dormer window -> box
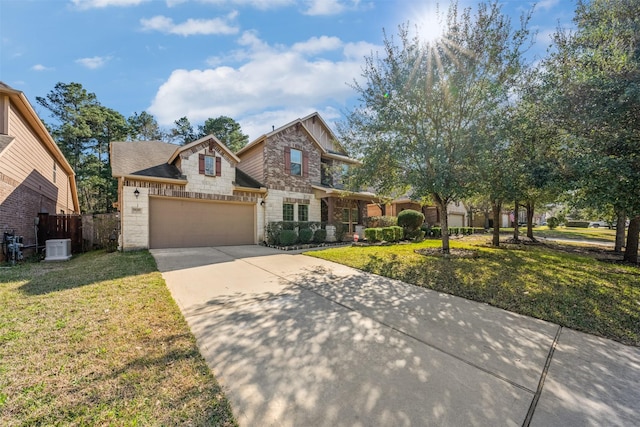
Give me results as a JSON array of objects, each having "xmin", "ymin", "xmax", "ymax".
[
  {"xmin": 204, "ymin": 155, "xmax": 215, "ymax": 176},
  {"xmin": 199, "ymin": 153, "xmax": 222, "ymax": 177}
]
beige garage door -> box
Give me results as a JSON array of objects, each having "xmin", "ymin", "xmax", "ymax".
[
  {"xmin": 449, "ymin": 214, "xmax": 465, "ymax": 228},
  {"xmin": 149, "ymin": 197, "xmax": 255, "ymax": 248}
]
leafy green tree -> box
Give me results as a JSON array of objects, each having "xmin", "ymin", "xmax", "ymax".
[
  {"xmin": 127, "ymin": 111, "xmax": 164, "ymax": 141},
  {"xmin": 171, "ymin": 116, "xmax": 197, "ymax": 145},
  {"xmin": 86, "ymin": 106, "xmax": 129, "ymax": 212},
  {"xmin": 342, "ymin": 1, "xmax": 531, "ymax": 253},
  {"xmin": 545, "ymin": 0, "xmax": 640, "ymax": 262},
  {"xmin": 36, "ymin": 82, "xmax": 99, "ymax": 172},
  {"xmin": 198, "ymin": 116, "xmax": 249, "ymax": 152}
]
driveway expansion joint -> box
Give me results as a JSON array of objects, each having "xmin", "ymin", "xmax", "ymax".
[{"xmin": 522, "ymin": 325, "xmax": 562, "ymax": 427}]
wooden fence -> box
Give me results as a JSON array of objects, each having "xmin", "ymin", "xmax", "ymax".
[{"xmin": 37, "ymin": 213, "xmax": 83, "ymax": 254}]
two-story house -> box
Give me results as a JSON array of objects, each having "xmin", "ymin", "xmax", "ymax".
[
  {"xmin": 236, "ymin": 112, "xmax": 378, "ymax": 239},
  {"xmin": 0, "ymin": 82, "xmax": 80, "ymax": 260},
  {"xmin": 110, "ymin": 112, "xmax": 378, "ymax": 250}
]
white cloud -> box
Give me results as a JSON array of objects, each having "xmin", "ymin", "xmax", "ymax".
[
  {"xmin": 148, "ymin": 32, "xmax": 380, "ymax": 140},
  {"xmin": 195, "ymin": 0, "xmax": 294, "ymax": 9},
  {"xmin": 71, "ymin": 0, "xmax": 149, "ymax": 10},
  {"xmin": 140, "ymin": 13, "xmax": 239, "ymax": 36},
  {"xmin": 31, "ymin": 64, "xmax": 54, "ymax": 71},
  {"xmin": 536, "ymin": 0, "xmax": 561, "ymax": 11},
  {"xmin": 292, "ymin": 36, "xmax": 343, "ymax": 55},
  {"xmin": 75, "ymin": 56, "xmax": 111, "ymax": 69},
  {"xmin": 303, "ymin": 0, "xmax": 345, "ymax": 16}
]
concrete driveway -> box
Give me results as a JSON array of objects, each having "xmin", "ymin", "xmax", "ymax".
[{"xmin": 151, "ymin": 245, "xmax": 640, "ymax": 427}]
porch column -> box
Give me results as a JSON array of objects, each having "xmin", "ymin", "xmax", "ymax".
[{"xmin": 327, "ymin": 197, "xmax": 335, "ymax": 224}]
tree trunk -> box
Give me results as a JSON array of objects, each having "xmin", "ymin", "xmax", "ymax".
[
  {"xmin": 614, "ymin": 209, "xmax": 626, "ymax": 253},
  {"xmin": 526, "ymin": 201, "xmax": 535, "ymax": 240},
  {"xmin": 513, "ymin": 201, "xmax": 520, "ymax": 242},
  {"xmin": 623, "ymin": 216, "xmax": 639, "ymax": 264},
  {"xmin": 483, "ymin": 208, "xmax": 491, "ymax": 229},
  {"xmin": 434, "ymin": 194, "xmax": 450, "ymax": 254},
  {"xmin": 491, "ymin": 200, "xmax": 502, "ymax": 247}
]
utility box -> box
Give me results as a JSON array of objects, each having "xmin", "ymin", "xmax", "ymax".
[{"xmin": 45, "ymin": 239, "xmax": 72, "ymax": 262}]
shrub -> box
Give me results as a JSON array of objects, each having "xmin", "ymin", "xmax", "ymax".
[
  {"xmin": 313, "ymin": 229, "xmax": 327, "ymax": 243},
  {"xmin": 546, "ymin": 217, "xmax": 560, "ymax": 230},
  {"xmin": 405, "ymin": 229, "xmax": 424, "ymax": 240},
  {"xmin": 279, "ymin": 230, "xmax": 297, "ymax": 246},
  {"xmin": 392, "ymin": 226, "xmax": 404, "ymax": 241},
  {"xmin": 298, "ymin": 228, "xmax": 313, "ymax": 244},
  {"xmin": 413, "ymin": 230, "xmax": 426, "ymax": 242},
  {"xmin": 333, "ymin": 223, "xmax": 347, "ymax": 241},
  {"xmin": 431, "ymin": 227, "xmax": 442, "ymax": 237},
  {"xmin": 366, "ymin": 216, "xmax": 398, "ymax": 228},
  {"xmin": 381, "ymin": 227, "xmax": 395, "ymax": 242},
  {"xmin": 364, "ymin": 228, "xmax": 383, "ymax": 242},
  {"xmin": 397, "ymin": 209, "xmax": 425, "ymax": 232},
  {"xmin": 566, "ymin": 221, "xmax": 590, "ymax": 228}
]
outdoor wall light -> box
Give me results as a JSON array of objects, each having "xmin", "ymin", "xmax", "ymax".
[
  {"xmin": 260, "ymin": 200, "xmax": 265, "ymax": 206},
  {"xmin": 134, "ymin": 188, "xmax": 140, "ymax": 198}
]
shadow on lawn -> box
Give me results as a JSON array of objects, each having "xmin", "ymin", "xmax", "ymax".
[
  {"xmin": 18, "ymin": 250, "xmax": 157, "ymax": 295},
  {"xmin": 362, "ymin": 245, "xmax": 640, "ymax": 346}
]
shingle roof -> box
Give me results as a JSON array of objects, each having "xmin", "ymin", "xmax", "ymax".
[
  {"xmin": 110, "ymin": 140, "xmax": 183, "ymax": 179},
  {"xmin": 0, "ymin": 135, "xmax": 15, "ymax": 155},
  {"xmin": 235, "ymin": 168, "xmax": 263, "ymax": 189}
]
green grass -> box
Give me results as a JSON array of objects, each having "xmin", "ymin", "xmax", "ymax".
[
  {"xmin": 523, "ymin": 226, "xmax": 618, "ymax": 243},
  {"xmin": 307, "ymin": 238, "xmax": 640, "ymax": 346},
  {"xmin": 0, "ymin": 250, "xmax": 236, "ymax": 427}
]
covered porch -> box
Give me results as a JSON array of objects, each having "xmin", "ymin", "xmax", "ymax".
[{"xmin": 312, "ymin": 186, "xmax": 381, "ymax": 237}]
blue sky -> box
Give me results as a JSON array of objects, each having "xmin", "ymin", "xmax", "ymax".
[{"xmin": 0, "ymin": 0, "xmax": 576, "ymax": 141}]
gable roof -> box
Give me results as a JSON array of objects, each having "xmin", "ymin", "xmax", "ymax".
[
  {"xmin": 168, "ymin": 134, "xmax": 240, "ymax": 164},
  {"xmin": 110, "ymin": 140, "xmax": 184, "ymax": 180},
  {"xmin": 0, "ymin": 82, "xmax": 80, "ymax": 212},
  {"xmin": 237, "ymin": 112, "xmax": 355, "ymax": 164}
]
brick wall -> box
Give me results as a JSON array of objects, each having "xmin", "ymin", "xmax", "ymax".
[
  {"xmin": 1, "ymin": 175, "xmax": 56, "ymax": 260},
  {"xmin": 264, "ymin": 126, "xmax": 321, "ymax": 193}
]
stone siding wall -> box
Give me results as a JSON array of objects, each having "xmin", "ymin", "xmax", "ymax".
[{"xmin": 264, "ymin": 126, "xmax": 321, "ymax": 193}]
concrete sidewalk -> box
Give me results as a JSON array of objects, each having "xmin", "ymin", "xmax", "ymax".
[{"xmin": 152, "ymin": 245, "xmax": 640, "ymax": 427}]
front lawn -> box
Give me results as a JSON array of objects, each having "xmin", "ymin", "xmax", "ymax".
[
  {"xmin": 522, "ymin": 226, "xmax": 618, "ymax": 243},
  {"xmin": 307, "ymin": 238, "xmax": 640, "ymax": 346},
  {"xmin": 0, "ymin": 250, "xmax": 236, "ymax": 426}
]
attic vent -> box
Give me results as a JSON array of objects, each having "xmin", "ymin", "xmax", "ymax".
[{"xmin": 45, "ymin": 238, "xmax": 72, "ymax": 262}]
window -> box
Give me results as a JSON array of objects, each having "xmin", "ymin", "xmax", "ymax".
[
  {"xmin": 290, "ymin": 149, "xmax": 302, "ymax": 176},
  {"xmin": 342, "ymin": 207, "xmax": 359, "ymax": 233},
  {"xmin": 199, "ymin": 154, "xmax": 221, "ymax": 176},
  {"xmin": 204, "ymin": 155, "xmax": 215, "ymax": 176},
  {"xmin": 298, "ymin": 204, "xmax": 309, "ymax": 222},
  {"xmin": 283, "ymin": 203, "xmax": 294, "ymax": 221}
]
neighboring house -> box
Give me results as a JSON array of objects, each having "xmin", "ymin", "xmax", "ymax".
[
  {"xmin": 110, "ymin": 112, "xmax": 380, "ymax": 250},
  {"xmin": 236, "ymin": 112, "xmax": 378, "ymax": 239},
  {"xmin": 111, "ymin": 136, "xmax": 266, "ymax": 250},
  {"xmin": 0, "ymin": 82, "xmax": 80, "ymax": 260},
  {"xmin": 367, "ymin": 198, "xmax": 468, "ymax": 228}
]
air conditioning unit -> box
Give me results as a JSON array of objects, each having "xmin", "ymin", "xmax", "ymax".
[{"xmin": 45, "ymin": 239, "xmax": 72, "ymax": 262}]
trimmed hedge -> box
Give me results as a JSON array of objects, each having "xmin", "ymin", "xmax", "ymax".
[
  {"xmin": 366, "ymin": 216, "xmax": 398, "ymax": 228},
  {"xmin": 566, "ymin": 221, "xmax": 590, "ymax": 228},
  {"xmin": 279, "ymin": 229, "xmax": 298, "ymax": 246},
  {"xmin": 299, "ymin": 228, "xmax": 313, "ymax": 243},
  {"xmin": 392, "ymin": 226, "xmax": 403, "ymax": 241},
  {"xmin": 313, "ymin": 229, "xmax": 327, "ymax": 243},
  {"xmin": 381, "ymin": 227, "xmax": 395, "ymax": 242},
  {"xmin": 398, "ymin": 209, "xmax": 425, "ymax": 232},
  {"xmin": 365, "ymin": 228, "xmax": 383, "ymax": 242}
]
